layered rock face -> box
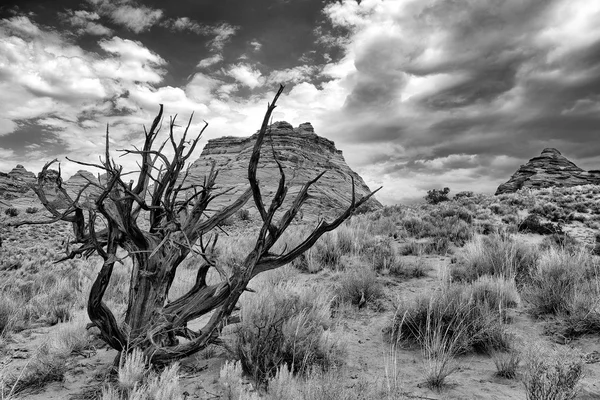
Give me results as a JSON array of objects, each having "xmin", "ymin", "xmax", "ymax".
[
  {"xmin": 186, "ymin": 121, "xmax": 382, "ymax": 220},
  {"xmin": 496, "ymin": 148, "xmax": 600, "ymax": 195},
  {"xmin": 0, "ymin": 165, "xmax": 36, "ymax": 200}
]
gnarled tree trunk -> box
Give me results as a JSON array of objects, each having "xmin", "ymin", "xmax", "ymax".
[{"xmin": 12, "ymin": 85, "xmax": 381, "ymax": 365}]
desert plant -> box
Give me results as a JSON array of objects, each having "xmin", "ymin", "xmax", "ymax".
[
  {"xmin": 491, "ymin": 347, "xmax": 521, "ymax": 379},
  {"xmin": 10, "ymin": 86, "xmax": 379, "ymax": 366},
  {"xmin": 524, "ymin": 248, "xmax": 600, "ymax": 336},
  {"xmin": 233, "ymin": 280, "xmax": 342, "ymax": 385},
  {"xmin": 390, "ymin": 284, "xmax": 510, "ymax": 355},
  {"xmin": 425, "ymin": 187, "xmax": 450, "ymax": 204},
  {"xmin": 452, "ymin": 234, "xmax": 537, "ymax": 285},
  {"xmin": 25, "ymin": 207, "xmax": 38, "ymax": 214},
  {"xmin": 336, "ymin": 266, "xmax": 384, "ymax": 309},
  {"xmin": 4, "ymin": 208, "xmax": 18, "ymax": 217},
  {"xmin": 523, "ymin": 344, "xmax": 583, "ymax": 400},
  {"xmin": 236, "ymin": 208, "xmax": 251, "ymax": 221}
]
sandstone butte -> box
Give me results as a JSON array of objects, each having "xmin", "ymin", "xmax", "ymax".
[
  {"xmin": 0, "ymin": 121, "xmax": 382, "ymax": 220},
  {"xmin": 496, "ymin": 148, "xmax": 600, "ymax": 195},
  {"xmin": 185, "ymin": 121, "xmax": 382, "ymax": 221}
]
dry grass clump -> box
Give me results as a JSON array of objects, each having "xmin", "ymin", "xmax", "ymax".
[
  {"xmin": 102, "ymin": 349, "xmax": 183, "ymax": 400},
  {"xmin": 390, "ymin": 283, "xmax": 512, "ymax": 356},
  {"xmin": 452, "ymin": 234, "xmax": 537, "ymax": 284},
  {"xmin": 233, "ymin": 279, "xmax": 344, "ymax": 385},
  {"xmin": 490, "ymin": 347, "xmax": 521, "ymax": 379},
  {"xmin": 220, "ymin": 360, "xmax": 401, "ymax": 400},
  {"xmin": 522, "ymin": 344, "xmax": 583, "ymax": 400},
  {"xmin": 335, "ymin": 265, "xmax": 384, "ymax": 309},
  {"xmin": 524, "ymin": 248, "xmax": 600, "ymax": 337}
]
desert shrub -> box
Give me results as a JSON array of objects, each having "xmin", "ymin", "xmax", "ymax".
[
  {"xmin": 469, "ymin": 276, "xmax": 520, "ymax": 313},
  {"xmin": 102, "ymin": 349, "xmax": 182, "ymax": 400},
  {"xmin": 539, "ymin": 233, "xmax": 580, "ymax": 254},
  {"xmin": 402, "ymin": 216, "xmax": 433, "ymax": 237},
  {"xmin": 452, "ymin": 234, "xmax": 537, "ymax": 285},
  {"xmin": 336, "ymin": 267, "xmax": 384, "ymax": 309},
  {"xmin": 454, "ymin": 191, "xmax": 474, "ymax": 200},
  {"xmin": 233, "ymin": 280, "xmax": 343, "ymax": 385},
  {"xmin": 313, "ymin": 233, "xmax": 342, "ymax": 268},
  {"xmin": 491, "ymin": 347, "xmax": 521, "ymax": 379},
  {"xmin": 236, "ymin": 208, "xmax": 251, "ymax": 221},
  {"xmin": 390, "ymin": 283, "xmax": 510, "ymax": 355},
  {"xmin": 523, "ymin": 345, "xmax": 583, "ymax": 400},
  {"xmin": 524, "ymin": 248, "xmax": 600, "ymax": 337},
  {"xmin": 425, "ymin": 187, "xmax": 450, "ymax": 205},
  {"xmin": 361, "ymin": 237, "xmax": 398, "ymax": 272},
  {"xmin": 437, "ymin": 206, "xmax": 474, "ymax": 224},
  {"xmin": 387, "ymin": 257, "xmax": 428, "ymax": 278},
  {"xmin": 0, "ymin": 294, "xmax": 21, "ymax": 337},
  {"xmin": 524, "ymin": 248, "xmax": 597, "ymax": 313},
  {"xmin": 3, "ymin": 350, "xmax": 67, "ymax": 396},
  {"xmin": 221, "ymin": 361, "xmax": 373, "ymax": 400},
  {"xmin": 4, "ymin": 208, "xmax": 18, "ymax": 217},
  {"xmin": 519, "ymin": 214, "xmax": 562, "ymax": 235},
  {"xmin": 25, "ymin": 207, "xmax": 38, "ymax": 214}
]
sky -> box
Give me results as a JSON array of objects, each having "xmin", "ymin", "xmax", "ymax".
[{"xmin": 1, "ymin": 0, "xmax": 600, "ymax": 205}]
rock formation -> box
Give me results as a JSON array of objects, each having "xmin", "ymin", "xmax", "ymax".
[
  {"xmin": 186, "ymin": 121, "xmax": 382, "ymax": 220},
  {"xmin": 0, "ymin": 165, "xmax": 36, "ymax": 200},
  {"xmin": 496, "ymin": 148, "xmax": 600, "ymax": 194}
]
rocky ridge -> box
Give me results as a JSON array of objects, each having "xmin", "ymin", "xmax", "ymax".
[
  {"xmin": 186, "ymin": 121, "xmax": 381, "ymax": 220},
  {"xmin": 496, "ymin": 148, "xmax": 600, "ymax": 194}
]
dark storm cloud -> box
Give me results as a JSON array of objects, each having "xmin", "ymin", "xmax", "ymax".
[{"xmin": 325, "ymin": 0, "xmax": 600, "ymax": 199}]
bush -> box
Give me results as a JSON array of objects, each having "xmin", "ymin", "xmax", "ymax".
[
  {"xmin": 233, "ymin": 280, "xmax": 343, "ymax": 385},
  {"xmin": 524, "ymin": 248, "xmax": 600, "ymax": 336},
  {"xmin": 389, "ymin": 283, "xmax": 510, "ymax": 355},
  {"xmin": 454, "ymin": 191, "xmax": 474, "ymax": 200},
  {"xmin": 451, "ymin": 234, "xmax": 537, "ymax": 285},
  {"xmin": 491, "ymin": 348, "xmax": 520, "ymax": 379},
  {"xmin": 425, "ymin": 187, "xmax": 450, "ymax": 205},
  {"xmin": 236, "ymin": 208, "xmax": 250, "ymax": 221},
  {"xmin": 25, "ymin": 207, "xmax": 39, "ymax": 214},
  {"xmin": 4, "ymin": 208, "xmax": 18, "ymax": 217},
  {"xmin": 523, "ymin": 345, "xmax": 583, "ymax": 400},
  {"xmin": 519, "ymin": 214, "xmax": 562, "ymax": 235},
  {"xmin": 361, "ymin": 237, "xmax": 398, "ymax": 272},
  {"xmin": 336, "ymin": 267, "xmax": 384, "ymax": 309}
]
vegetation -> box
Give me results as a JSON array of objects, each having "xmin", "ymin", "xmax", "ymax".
[
  {"xmin": 425, "ymin": 187, "xmax": 450, "ymax": 204},
  {"xmin": 8, "ymin": 85, "xmax": 378, "ymax": 366}
]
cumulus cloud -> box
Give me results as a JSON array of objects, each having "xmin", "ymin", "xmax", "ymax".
[
  {"xmin": 59, "ymin": 10, "xmax": 112, "ymax": 36},
  {"xmin": 226, "ymin": 63, "xmax": 264, "ymax": 89},
  {"xmin": 87, "ymin": 0, "xmax": 163, "ymax": 33}
]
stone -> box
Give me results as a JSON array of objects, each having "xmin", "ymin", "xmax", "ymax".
[
  {"xmin": 496, "ymin": 148, "xmax": 600, "ymax": 194},
  {"xmin": 185, "ymin": 121, "xmax": 382, "ymax": 220}
]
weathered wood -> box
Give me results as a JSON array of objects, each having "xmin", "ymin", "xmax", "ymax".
[{"xmin": 15, "ymin": 84, "xmax": 381, "ymax": 365}]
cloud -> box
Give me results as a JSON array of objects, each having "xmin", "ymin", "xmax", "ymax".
[
  {"xmin": 250, "ymin": 40, "xmax": 262, "ymax": 51},
  {"xmin": 87, "ymin": 0, "xmax": 163, "ymax": 33},
  {"xmin": 299, "ymin": 0, "xmax": 600, "ymax": 203},
  {"xmin": 226, "ymin": 63, "xmax": 264, "ymax": 89},
  {"xmin": 267, "ymin": 66, "xmax": 317, "ymax": 85},
  {"xmin": 209, "ymin": 23, "xmax": 238, "ymax": 51},
  {"xmin": 197, "ymin": 54, "xmax": 223, "ymax": 68},
  {"xmin": 59, "ymin": 10, "xmax": 112, "ymax": 36}
]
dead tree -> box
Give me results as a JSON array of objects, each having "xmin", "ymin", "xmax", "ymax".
[{"xmin": 12, "ymin": 85, "xmax": 380, "ymax": 365}]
